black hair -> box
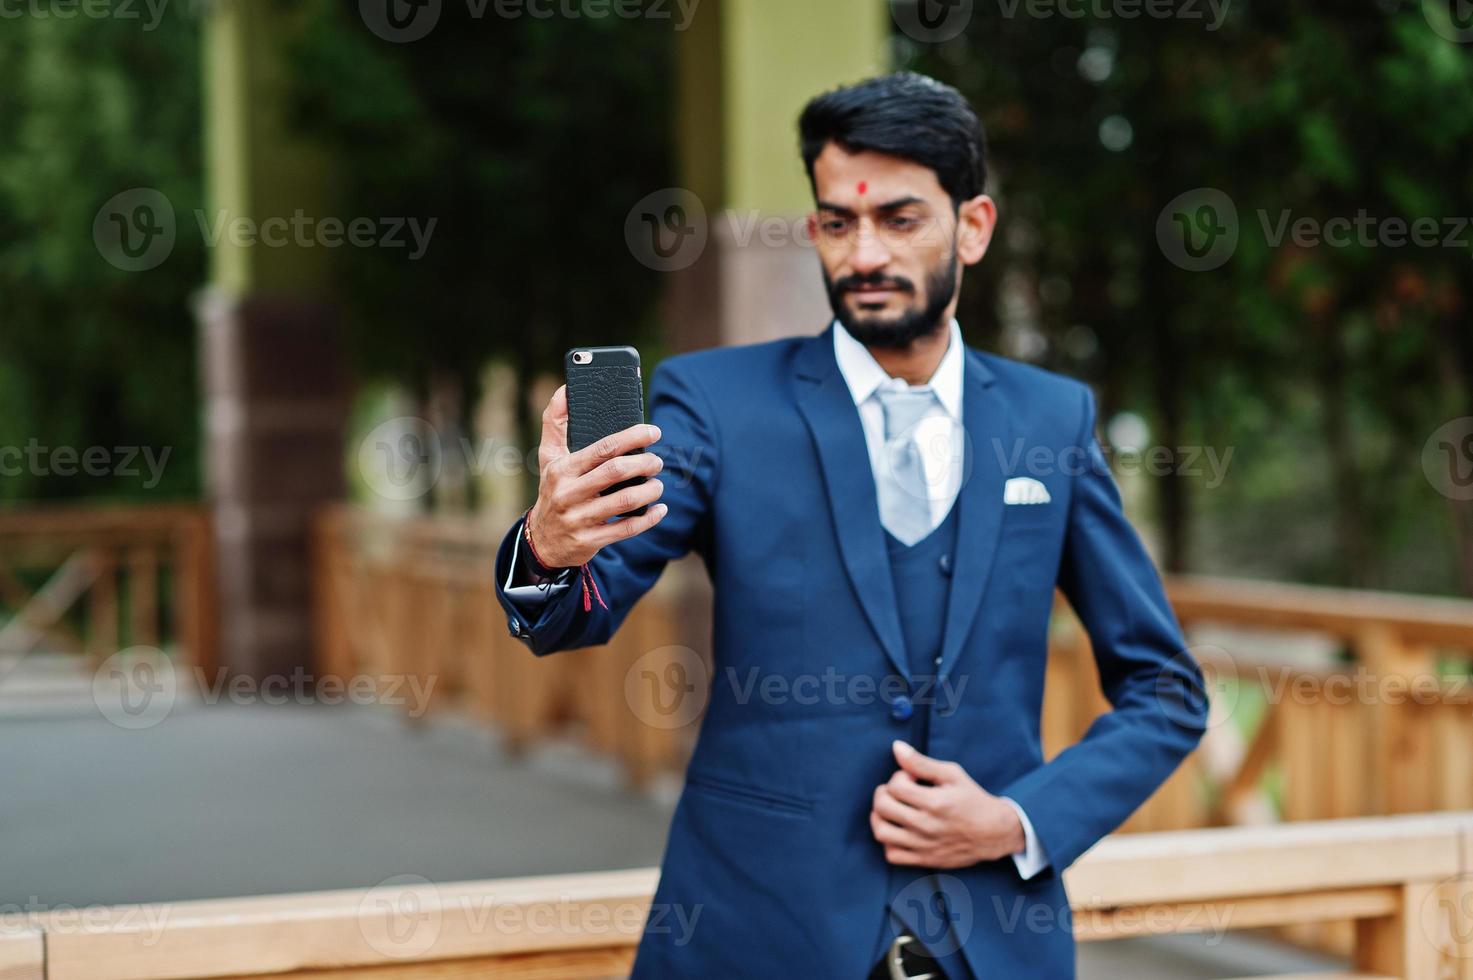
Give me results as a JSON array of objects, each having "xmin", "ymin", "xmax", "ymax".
[{"xmin": 798, "ymin": 71, "xmax": 987, "ymax": 211}]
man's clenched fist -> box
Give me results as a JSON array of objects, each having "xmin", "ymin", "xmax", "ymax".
[{"xmin": 870, "ymin": 740, "xmax": 1026, "ymax": 868}]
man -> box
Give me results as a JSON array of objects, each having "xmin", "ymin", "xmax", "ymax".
[{"xmin": 496, "ymin": 72, "xmax": 1207, "ymax": 979}]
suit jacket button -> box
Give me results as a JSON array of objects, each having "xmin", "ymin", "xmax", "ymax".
[
  {"xmin": 890, "ymin": 695, "xmax": 914, "ymax": 721},
  {"xmin": 938, "ymin": 553, "xmax": 952, "ymax": 576}
]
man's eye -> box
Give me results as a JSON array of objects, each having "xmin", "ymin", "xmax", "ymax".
[
  {"xmin": 822, "ymin": 219, "xmax": 850, "ymax": 234},
  {"xmin": 887, "ymin": 217, "xmax": 917, "ymax": 231}
]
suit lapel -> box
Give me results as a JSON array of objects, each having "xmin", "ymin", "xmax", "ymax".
[
  {"xmin": 794, "ymin": 327, "xmax": 909, "ymax": 679},
  {"xmin": 937, "ymin": 348, "xmax": 1011, "ymax": 677}
]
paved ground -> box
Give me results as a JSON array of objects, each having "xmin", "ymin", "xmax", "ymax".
[{"xmin": 0, "ymin": 697, "xmax": 1342, "ymax": 977}]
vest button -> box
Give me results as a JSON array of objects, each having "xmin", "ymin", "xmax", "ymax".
[
  {"xmin": 890, "ymin": 695, "xmax": 914, "ymax": 721},
  {"xmin": 938, "ymin": 553, "xmax": 952, "ymax": 576}
]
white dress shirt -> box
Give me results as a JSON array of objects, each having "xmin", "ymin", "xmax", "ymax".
[{"xmin": 505, "ymin": 318, "xmax": 1050, "ymax": 880}]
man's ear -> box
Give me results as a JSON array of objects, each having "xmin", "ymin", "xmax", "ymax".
[
  {"xmin": 805, "ymin": 212, "xmax": 819, "ymax": 244},
  {"xmin": 956, "ymin": 194, "xmax": 997, "ymax": 266}
]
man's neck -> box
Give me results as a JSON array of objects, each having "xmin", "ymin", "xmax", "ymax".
[{"xmin": 866, "ymin": 320, "xmax": 951, "ymax": 387}]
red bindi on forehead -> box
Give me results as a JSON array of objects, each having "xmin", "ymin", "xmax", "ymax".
[{"xmin": 857, "ymin": 181, "xmax": 868, "ymax": 195}]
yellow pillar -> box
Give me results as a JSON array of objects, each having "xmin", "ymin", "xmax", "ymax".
[
  {"xmin": 669, "ymin": 0, "xmax": 891, "ymax": 349},
  {"xmin": 198, "ymin": 2, "xmax": 348, "ymax": 680}
]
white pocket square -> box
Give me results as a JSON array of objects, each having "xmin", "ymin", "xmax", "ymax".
[{"xmin": 1004, "ymin": 476, "xmax": 1051, "ymax": 505}]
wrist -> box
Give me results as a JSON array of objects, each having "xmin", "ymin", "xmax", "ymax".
[
  {"xmin": 522, "ymin": 506, "xmax": 572, "ymax": 575},
  {"xmin": 997, "ymin": 797, "xmax": 1028, "ymax": 856}
]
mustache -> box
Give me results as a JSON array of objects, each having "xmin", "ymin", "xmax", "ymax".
[{"xmin": 834, "ymin": 273, "xmax": 916, "ymax": 294}]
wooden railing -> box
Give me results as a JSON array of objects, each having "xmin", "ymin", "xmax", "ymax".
[
  {"xmin": 316, "ymin": 506, "xmax": 1473, "ymax": 826},
  {"xmin": 7, "ymin": 812, "xmax": 1469, "ymax": 980},
  {"xmin": 1047, "ymin": 576, "xmax": 1473, "ymax": 836},
  {"xmin": 0, "ymin": 505, "xmax": 216, "ymax": 672},
  {"xmin": 314, "ymin": 506, "xmax": 701, "ymax": 784}
]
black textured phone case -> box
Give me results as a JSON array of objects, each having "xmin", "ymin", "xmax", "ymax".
[
  {"xmin": 565, "ymin": 352, "xmax": 647, "ymax": 517},
  {"xmin": 567, "ymin": 364, "xmax": 644, "ymax": 452}
]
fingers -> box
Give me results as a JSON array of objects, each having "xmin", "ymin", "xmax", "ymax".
[
  {"xmin": 884, "ymin": 769, "xmax": 936, "ymax": 812},
  {"xmin": 583, "ymin": 500, "xmax": 669, "ymax": 551},
  {"xmin": 571, "ymin": 447, "xmax": 665, "ymax": 499},
  {"xmin": 565, "ymin": 423, "xmax": 662, "ymax": 477},
  {"xmin": 882, "ymin": 847, "xmax": 927, "ymax": 866},
  {"xmin": 892, "ymin": 739, "xmax": 959, "ymax": 785},
  {"xmin": 869, "ymin": 803, "xmax": 931, "ymax": 852},
  {"xmin": 539, "ymin": 386, "xmax": 570, "ymax": 466},
  {"xmin": 872, "ymin": 784, "xmax": 939, "ymax": 837},
  {"xmin": 579, "ymin": 477, "xmax": 666, "ymax": 525}
]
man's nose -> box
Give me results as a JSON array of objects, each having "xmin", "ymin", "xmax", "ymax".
[{"xmin": 848, "ymin": 222, "xmax": 893, "ymax": 276}]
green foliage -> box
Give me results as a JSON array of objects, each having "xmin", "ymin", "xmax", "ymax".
[
  {"xmin": 2, "ymin": 0, "xmax": 1467, "ymax": 595},
  {"xmin": 283, "ymin": 0, "xmax": 674, "ymax": 400},
  {"xmin": 909, "ymin": 1, "xmax": 1473, "ymax": 593},
  {"xmin": 0, "ymin": 12, "xmax": 204, "ymax": 502}
]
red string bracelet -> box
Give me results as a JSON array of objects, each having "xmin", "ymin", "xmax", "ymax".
[{"xmin": 522, "ymin": 508, "xmax": 607, "ymax": 613}]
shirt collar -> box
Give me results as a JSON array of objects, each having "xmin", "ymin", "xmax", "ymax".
[{"xmin": 832, "ymin": 316, "xmax": 965, "ymax": 422}]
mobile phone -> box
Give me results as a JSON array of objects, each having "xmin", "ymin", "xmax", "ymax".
[{"xmin": 565, "ymin": 345, "xmax": 648, "ymax": 519}]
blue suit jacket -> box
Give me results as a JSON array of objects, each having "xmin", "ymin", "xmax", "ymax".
[{"xmin": 495, "ymin": 326, "xmax": 1208, "ymax": 978}]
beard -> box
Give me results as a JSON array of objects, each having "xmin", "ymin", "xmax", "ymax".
[{"xmin": 823, "ymin": 246, "xmax": 959, "ymax": 350}]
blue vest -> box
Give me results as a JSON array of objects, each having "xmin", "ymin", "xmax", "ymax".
[
  {"xmin": 878, "ymin": 501, "xmax": 974, "ymax": 978},
  {"xmin": 883, "ymin": 498, "xmax": 960, "ymax": 751}
]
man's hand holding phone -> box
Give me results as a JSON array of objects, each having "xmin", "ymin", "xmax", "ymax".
[{"xmin": 524, "ymin": 384, "xmax": 668, "ymax": 570}]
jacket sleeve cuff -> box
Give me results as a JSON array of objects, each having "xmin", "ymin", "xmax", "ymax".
[{"xmin": 503, "ymin": 527, "xmax": 574, "ymax": 604}]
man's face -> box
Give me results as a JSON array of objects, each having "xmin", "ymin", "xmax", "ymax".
[{"xmin": 808, "ymin": 144, "xmax": 981, "ymax": 350}]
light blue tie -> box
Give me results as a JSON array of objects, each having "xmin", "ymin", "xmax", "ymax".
[{"xmin": 875, "ymin": 386, "xmax": 938, "ymax": 546}]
